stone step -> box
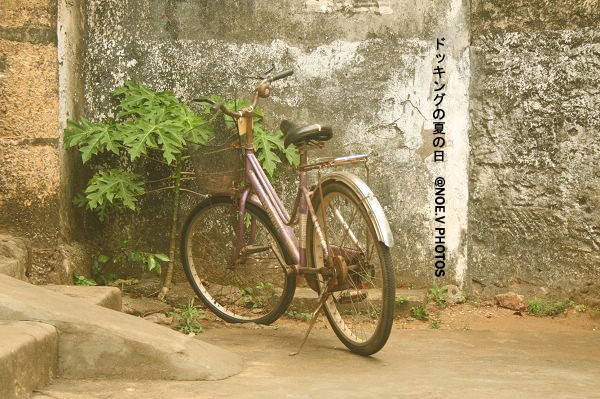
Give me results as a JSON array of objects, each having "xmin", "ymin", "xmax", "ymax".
[
  {"xmin": 0, "ymin": 274, "xmax": 242, "ymax": 381},
  {"xmin": 0, "ymin": 321, "xmax": 58, "ymax": 399},
  {"xmin": 289, "ymin": 287, "xmax": 426, "ymax": 316},
  {"xmin": 42, "ymin": 284, "xmax": 122, "ymax": 311},
  {"xmin": 0, "ymin": 234, "xmax": 30, "ymax": 282}
]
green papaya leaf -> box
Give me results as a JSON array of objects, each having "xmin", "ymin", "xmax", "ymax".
[{"xmin": 153, "ymin": 253, "xmax": 170, "ymax": 262}]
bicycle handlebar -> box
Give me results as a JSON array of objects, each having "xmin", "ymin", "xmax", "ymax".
[
  {"xmin": 194, "ymin": 69, "xmax": 293, "ymax": 119},
  {"xmin": 270, "ymin": 69, "xmax": 293, "ymax": 82}
]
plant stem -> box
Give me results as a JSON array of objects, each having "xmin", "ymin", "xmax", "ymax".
[{"xmin": 159, "ymin": 153, "xmax": 182, "ymax": 299}]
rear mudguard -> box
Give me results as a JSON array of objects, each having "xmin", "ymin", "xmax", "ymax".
[{"xmin": 317, "ymin": 172, "xmax": 394, "ymax": 248}]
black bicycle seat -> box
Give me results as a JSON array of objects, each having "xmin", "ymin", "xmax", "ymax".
[{"xmin": 280, "ymin": 120, "xmax": 333, "ymax": 148}]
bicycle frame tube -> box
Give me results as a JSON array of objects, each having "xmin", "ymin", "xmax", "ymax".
[{"xmin": 242, "ymin": 148, "xmax": 301, "ymax": 268}]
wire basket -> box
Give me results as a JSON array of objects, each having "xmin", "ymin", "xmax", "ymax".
[{"xmin": 190, "ymin": 133, "xmax": 244, "ymax": 195}]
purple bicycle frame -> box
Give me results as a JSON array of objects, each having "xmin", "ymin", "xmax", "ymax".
[{"xmin": 231, "ymin": 146, "xmax": 306, "ymax": 274}]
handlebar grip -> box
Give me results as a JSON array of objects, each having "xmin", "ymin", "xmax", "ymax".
[
  {"xmin": 193, "ymin": 98, "xmax": 216, "ymax": 105},
  {"xmin": 271, "ymin": 69, "xmax": 293, "ymax": 82}
]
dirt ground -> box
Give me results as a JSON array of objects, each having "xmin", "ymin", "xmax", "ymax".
[{"xmin": 121, "ymin": 278, "xmax": 600, "ymax": 334}]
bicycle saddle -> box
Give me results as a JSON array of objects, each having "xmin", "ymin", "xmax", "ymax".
[{"xmin": 280, "ymin": 120, "xmax": 333, "ymax": 148}]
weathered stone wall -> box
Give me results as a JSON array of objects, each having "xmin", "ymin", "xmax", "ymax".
[
  {"xmin": 0, "ymin": 0, "xmax": 92, "ymax": 284},
  {"xmin": 0, "ymin": 0, "xmax": 63, "ymax": 281},
  {"xmin": 3, "ymin": 0, "xmax": 597, "ymax": 300},
  {"xmin": 469, "ymin": 0, "xmax": 600, "ymax": 300},
  {"xmin": 80, "ymin": 0, "xmax": 471, "ymax": 287}
]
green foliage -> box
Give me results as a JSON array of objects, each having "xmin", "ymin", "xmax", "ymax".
[
  {"xmin": 526, "ymin": 297, "xmax": 575, "ymax": 317},
  {"xmin": 92, "ymin": 255, "xmax": 116, "ymax": 286},
  {"xmin": 574, "ymin": 304, "xmax": 586, "ymax": 312},
  {"xmin": 286, "ymin": 310, "xmax": 312, "ymax": 321},
  {"xmin": 79, "ymin": 169, "xmax": 145, "ymax": 221},
  {"xmin": 65, "ymin": 82, "xmax": 213, "ymax": 220},
  {"xmin": 171, "ymin": 298, "xmax": 205, "ymax": 334},
  {"xmin": 66, "ymin": 83, "xmax": 298, "ymax": 221},
  {"xmin": 427, "ymin": 283, "xmax": 448, "ymax": 308},
  {"xmin": 395, "ymin": 295, "xmax": 408, "ymax": 304},
  {"xmin": 430, "ymin": 317, "xmax": 441, "ymax": 329},
  {"xmin": 92, "ymin": 238, "xmax": 169, "ymax": 282},
  {"xmin": 64, "ymin": 118, "xmax": 121, "ymax": 163},
  {"xmin": 526, "ymin": 297, "xmax": 544, "ymax": 316},
  {"xmin": 73, "ymin": 272, "xmax": 97, "ymax": 286},
  {"xmin": 253, "ymin": 124, "xmax": 299, "ymax": 179},
  {"xmin": 410, "ymin": 305, "xmax": 429, "ymax": 321},
  {"xmin": 197, "ymin": 95, "xmax": 299, "ymax": 180},
  {"xmin": 239, "ymin": 282, "xmax": 282, "ymax": 309}
]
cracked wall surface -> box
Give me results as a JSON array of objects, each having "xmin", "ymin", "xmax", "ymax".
[{"xmin": 469, "ymin": 0, "xmax": 600, "ymax": 301}]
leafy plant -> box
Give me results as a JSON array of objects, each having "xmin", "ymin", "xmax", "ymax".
[
  {"xmin": 430, "ymin": 316, "xmax": 441, "ymax": 329},
  {"xmin": 202, "ymin": 96, "xmax": 299, "ymax": 179},
  {"xmin": 73, "ymin": 272, "xmax": 97, "ymax": 286},
  {"xmin": 171, "ymin": 298, "xmax": 205, "ymax": 334},
  {"xmin": 526, "ymin": 297, "xmax": 574, "ymax": 317},
  {"xmin": 92, "ymin": 238, "xmax": 169, "ymax": 285},
  {"xmin": 395, "ymin": 295, "xmax": 408, "ymax": 304},
  {"xmin": 427, "ymin": 283, "xmax": 448, "ymax": 308},
  {"xmin": 526, "ymin": 297, "xmax": 544, "ymax": 316},
  {"xmin": 239, "ymin": 282, "xmax": 282, "ymax": 309},
  {"xmin": 574, "ymin": 304, "xmax": 586, "ymax": 312},
  {"xmin": 65, "ymin": 83, "xmax": 298, "ymax": 298},
  {"xmin": 286, "ymin": 310, "xmax": 312, "ymax": 321},
  {"xmin": 410, "ymin": 305, "xmax": 429, "ymax": 321}
]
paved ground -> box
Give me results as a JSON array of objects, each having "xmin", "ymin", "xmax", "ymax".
[{"xmin": 34, "ymin": 316, "xmax": 600, "ymax": 399}]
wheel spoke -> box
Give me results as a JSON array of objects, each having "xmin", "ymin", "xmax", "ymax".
[
  {"xmin": 182, "ymin": 197, "xmax": 295, "ymax": 324},
  {"xmin": 309, "ymin": 182, "xmax": 394, "ymax": 355}
]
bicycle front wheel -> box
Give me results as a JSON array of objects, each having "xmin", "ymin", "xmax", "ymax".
[
  {"xmin": 308, "ymin": 180, "xmax": 395, "ymax": 355},
  {"xmin": 181, "ymin": 196, "xmax": 296, "ymax": 324}
]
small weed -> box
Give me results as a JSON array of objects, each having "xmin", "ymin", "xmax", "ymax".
[
  {"xmin": 575, "ymin": 304, "xmax": 586, "ymax": 313},
  {"xmin": 427, "ymin": 283, "xmax": 447, "ymax": 308},
  {"xmin": 73, "ymin": 272, "xmax": 97, "ymax": 286},
  {"xmin": 526, "ymin": 297, "xmax": 574, "ymax": 317},
  {"xmin": 430, "ymin": 317, "xmax": 441, "ymax": 329},
  {"xmin": 410, "ymin": 305, "xmax": 429, "ymax": 321},
  {"xmin": 395, "ymin": 295, "xmax": 409, "ymax": 304},
  {"xmin": 526, "ymin": 297, "xmax": 544, "ymax": 316},
  {"xmin": 240, "ymin": 282, "xmax": 281, "ymax": 309},
  {"xmin": 286, "ymin": 310, "xmax": 312, "ymax": 321},
  {"xmin": 405, "ymin": 316, "xmax": 415, "ymax": 322},
  {"xmin": 171, "ymin": 298, "xmax": 205, "ymax": 334}
]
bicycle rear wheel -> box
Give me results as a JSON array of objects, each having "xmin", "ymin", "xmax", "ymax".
[
  {"xmin": 181, "ymin": 196, "xmax": 296, "ymax": 324},
  {"xmin": 308, "ymin": 180, "xmax": 395, "ymax": 355}
]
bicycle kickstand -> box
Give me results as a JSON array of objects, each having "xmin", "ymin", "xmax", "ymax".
[{"xmin": 289, "ymin": 289, "xmax": 330, "ymax": 356}]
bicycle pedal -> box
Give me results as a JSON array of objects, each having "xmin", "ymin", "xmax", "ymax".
[{"xmin": 336, "ymin": 290, "xmax": 367, "ymax": 304}]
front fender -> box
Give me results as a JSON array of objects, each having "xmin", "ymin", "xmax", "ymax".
[{"xmin": 319, "ymin": 172, "xmax": 394, "ymax": 247}]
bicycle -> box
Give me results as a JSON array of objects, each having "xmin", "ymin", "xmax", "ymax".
[{"xmin": 181, "ymin": 68, "xmax": 395, "ymax": 356}]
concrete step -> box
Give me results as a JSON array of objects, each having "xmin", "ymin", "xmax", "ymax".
[
  {"xmin": 0, "ymin": 234, "xmax": 30, "ymax": 282},
  {"xmin": 0, "ymin": 274, "xmax": 242, "ymax": 381},
  {"xmin": 0, "ymin": 321, "xmax": 58, "ymax": 399},
  {"xmin": 43, "ymin": 284, "xmax": 122, "ymax": 311},
  {"xmin": 289, "ymin": 287, "xmax": 426, "ymax": 316}
]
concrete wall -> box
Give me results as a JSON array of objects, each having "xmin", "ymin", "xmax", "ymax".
[
  {"xmin": 1, "ymin": 0, "xmax": 598, "ymax": 301},
  {"xmin": 469, "ymin": 0, "xmax": 600, "ymax": 301},
  {"xmin": 81, "ymin": 0, "xmax": 471, "ymax": 287}
]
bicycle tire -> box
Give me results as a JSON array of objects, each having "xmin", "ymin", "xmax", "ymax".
[
  {"xmin": 181, "ymin": 196, "xmax": 296, "ymax": 324},
  {"xmin": 307, "ymin": 181, "xmax": 395, "ymax": 355}
]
